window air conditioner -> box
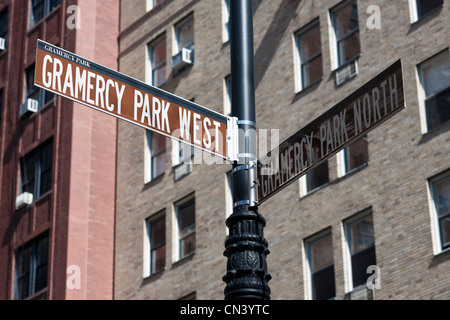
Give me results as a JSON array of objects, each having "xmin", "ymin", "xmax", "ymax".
[
  {"xmin": 20, "ymin": 98, "xmax": 39, "ymax": 118},
  {"xmin": 0, "ymin": 37, "xmax": 6, "ymax": 51},
  {"xmin": 335, "ymin": 59, "xmax": 358, "ymax": 86},
  {"xmin": 171, "ymin": 48, "xmax": 193, "ymax": 70},
  {"xmin": 15, "ymin": 192, "xmax": 34, "ymax": 210}
]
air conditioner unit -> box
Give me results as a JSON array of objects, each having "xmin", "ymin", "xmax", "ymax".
[
  {"xmin": 171, "ymin": 48, "xmax": 193, "ymax": 70},
  {"xmin": 0, "ymin": 37, "xmax": 6, "ymax": 51},
  {"xmin": 20, "ymin": 98, "xmax": 39, "ymax": 118},
  {"xmin": 335, "ymin": 59, "xmax": 358, "ymax": 86},
  {"xmin": 15, "ymin": 192, "xmax": 33, "ymax": 210}
]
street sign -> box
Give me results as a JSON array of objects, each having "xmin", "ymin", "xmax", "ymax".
[
  {"xmin": 257, "ymin": 59, "xmax": 405, "ymax": 204},
  {"xmin": 34, "ymin": 40, "xmax": 236, "ymax": 160}
]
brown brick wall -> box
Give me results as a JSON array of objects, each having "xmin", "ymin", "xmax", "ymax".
[{"xmin": 115, "ymin": 0, "xmax": 450, "ymax": 300}]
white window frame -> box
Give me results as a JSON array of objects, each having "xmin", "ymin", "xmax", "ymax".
[
  {"xmin": 299, "ymin": 160, "xmax": 329, "ymax": 197},
  {"xmin": 173, "ymin": 194, "xmax": 196, "ymax": 262},
  {"xmin": 342, "ymin": 209, "xmax": 375, "ymax": 292},
  {"xmin": 293, "ymin": 19, "xmax": 322, "ymax": 92},
  {"xmin": 408, "ymin": 0, "xmax": 443, "ymax": 23},
  {"xmin": 428, "ymin": 170, "xmax": 450, "ymax": 255},
  {"xmin": 146, "ymin": 35, "xmax": 166, "ymax": 87},
  {"xmin": 173, "ymin": 14, "xmax": 194, "ymax": 55},
  {"xmin": 417, "ymin": 49, "xmax": 450, "ymax": 134},
  {"xmin": 143, "ymin": 211, "xmax": 166, "ymax": 278},
  {"xmin": 337, "ymin": 136, "xmax": 369, "ymax": 178},
  {"xmin": 329, "ymin": 0, "xmax": 359, "ymax": 70},
  {"xmin": 145, "ymin": 130, "xmax": 166, "ymax": 183},
  {"xmin": 304, "ymin": 228, "xmax": 335, "ymax": 300}
]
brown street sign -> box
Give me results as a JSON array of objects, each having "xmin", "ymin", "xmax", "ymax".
[
  {"xmin": 34, "ymin": 40, "xmax": 234, "ymax": 160},
  {"xmin": 257, "ymin": 59, "xmax": 405, "ymax": 204}
]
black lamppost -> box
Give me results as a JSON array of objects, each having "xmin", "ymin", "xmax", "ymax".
[{"xmin": 223, "ymin": 0, "xmax": 271, "ymax": 300}]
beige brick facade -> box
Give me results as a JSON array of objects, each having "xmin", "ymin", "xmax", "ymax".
[{"xmin": 115, "ymin": 0, "xmax": 450, "ymax": 299}]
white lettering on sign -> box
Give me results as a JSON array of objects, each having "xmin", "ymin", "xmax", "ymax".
[{"xmin": 42, "ymin": 54, "xmax": 125, "ymax": 114}]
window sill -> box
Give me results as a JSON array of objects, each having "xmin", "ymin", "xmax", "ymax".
[
  {"xmin": 171, "ymin": 251, "xmax": 195, "ymax": 269},
  {"xmin": 300, "ymin": 182, "xmax": 330, "ymax": 199},
  {"xmin": 24, "ymin": 287, "xmax": 47, "ymax": 300},
  {"xmin": 419, "ymin": 120, "xmax": 450, "ymax": 145},
  {"xmin": 295, "ymin": 77, "xmax": 323, "ymax": 96},
  {"xmin": 142, "ymin": 267, "xmax": 165, "ymax": 285},
  {"xmin": 337, "ymin": 162, "xmax": 369, "ymax": 182},
  {"xmin": 143, "ymin": 173, "xmax": 165, "ymax": 190}
]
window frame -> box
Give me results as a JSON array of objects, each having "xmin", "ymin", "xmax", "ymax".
[
  {"xmin": 330, "ymin": 0, "xmax": 360, "ymax": 69},
  {"xmin": 0, "ymin": 6, "xmax": 8, "ymax": 46},
  {"xmin": 173, "ymin": 14, "xmax": 194, "ymax": 54},
  {"xmin": 409, "ymin": 0, "xmax": 443, "ymax": 22},
  {"xmin": 304, "ymin": 229, "xmax": 336, "ymax": 300},
  {"xmin": 294, "ymin": 19, "xmax": 323, "ymax": 92},
  {"xmin": 417, "ymin": 49, "xmax": 450, "ymax": 133},
  {"xmin": 343, "ymin": 209, "xmax": 376, "ymax": 291},
  {"xmin": 26, "ymin": 64, "xmax": 54, "ymax": 110},
  {"xmin": 300, "ymin": 160, "xmax": 329, "ymax": 197},
  {"xmin": 222, "ymin": 0, "xmax": 231, "ymax": 43},
  {"xmin": 19, "ymin": 140, "xmax": 53, "ymax": 199},
  {"xmin": 174, "ymin": 194, "xmax": 196, "ymax": 261},
  {"xmin": 337, "ymin": 135, "xmax": 369, "ymax": 177},
  {"xmin": 147, "ymin": 34, "xmax": 167, "ymax": 87},
  {"xmin": 14, "ymin": 232, "xmax": 49, "ymax": 300},
  {"xmin": 144, "ymin": 211, "xmax": 166, "ymax": 277},
  {"xmin": 145, "ymin": 130, "xmax": 166, "ymax": 183},
  {"xmin": 429, "ymin": 170, "xmax": 450, "ymax": 254}
]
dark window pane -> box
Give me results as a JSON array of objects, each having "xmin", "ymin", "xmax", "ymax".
[
  {"xmin": 151, "ymin": 215, "xmax": 165, "ymax": 247},
  {"xmin": 425, "ymin": 87, "xmax": 450, "ymax": 130},
  {"xmin": 417, "ymin": 0, "xmax": 443, "ymax": 18},
  {"xmin": 22, "ymin": 152, "xmax": 37, "ymax": 194},
  {"xmin": 179, "ymin": 200, "xmax": 195, "ymax": 231},
  {"xmin": 152, "ymin": 133, "xmax": 165, "ymax": 153},
  {"xmin": 300, "ymin": 25, "xmax": 321, "ymax": 61},
  {"xmin": 351, "ymin": 246, "xmax": 376, "ymax": 287},
  {"xmin": 34, "ymin": 264, "xmax": 48, "ymax": 292},
  {"xmin": 17, "ymin": 275, "xmax": 30, "ymax": 300},
  {"xmin": 302, "ymin": 55, "xmax": 322, "ymax": 87},
  {"xmin": 0, "ymin": 7, "xmax": 8, "ymax": 39},
  {"xmin": 440, "ymin": 216, "xmax": 450, "ymax": 249},
  {"xmin": 152, "ymin": 38, "xmax": 166, "ymax": 66},
  {"xmin": 338, "ymin": 32, "xmax": 360, "ymax": 65},
  {"xmin": 31, "ymin": 0, "xmax": 45, "ymax": 24},
  {"xmin": 306, "ymin": 160, "xmax": 329, "ymax": 191},
  {"xmin": 334, "ymin": 3, "xmax": 358, "ymax": 39},
  {"xmin": 181, "ymin": 232, "xmax": 195, "ymax": 257},
  {"xmin": 312, "ymin": 265, "xmax": 335, "ymax": 300},
  {"xmin": 151, "ymin": 244, "xmax": 166, "ymax": 272}
]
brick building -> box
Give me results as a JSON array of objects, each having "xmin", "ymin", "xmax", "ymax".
[
  {"xmin": 115, "ymin": 0, "xmax": 450, "ymax": 300},
  {"xmin": 0, "ymin": 0, "xmax": 119, "ymax": 299}
]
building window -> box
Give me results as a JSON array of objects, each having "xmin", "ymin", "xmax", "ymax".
[
  {"xmin": 224, "ymin": 75, "xmax": 232, "ymax": 117},
  {"xmin": 174, "ymin": 14, "xmax": 194, "ymax": 55},
  {"xmin": 418, "ymin": 50, "xmax": 450, "ymax": 132},
  {"xmin": 344, "ymin": 211, "xmax": 376, "ymax": 290},
  {"xmin": 175, "ymin": 195, "xmax": 195, "ymax": 260},
  {"xmin": 145, "ymin": 131, "xmax": 166, "ymax": 183},
  {"xmin": 26, "ymin": 64, "xmax": 54, "ymax": 110},
  {"xmin": 0, "ymin": 7, "xmax": 8, "ymax": 50},
  {"xmin": 222, "ymin": 0, "xmax": 230, "ymax": 43},
  {"xmin": 144, "ymin": 212, "xmax": 166, "ymax": 277},
  {"xmin": 305, "ymin": 230, "xmax": 335, "ymax": 300},
  {"xmin": 30, "ymin": 0, "xmax": 60, "ymax": 28},
  {"xmin": 147, "ymin": 35, "xmax": 166, "ymax": 87},
  {"xmin": 430, "ymin": 171, "xmax": 450, "ymax": 252},
  {"xmin": 294, "ymin": 20, "xmax": 322, "ymax": 91},
  {"xmin": 301, "ymin": 160, "xmax": 329, "ymax": 196},
  {"xmin": 172, "ymin": 140, "xmax": 193, "ymax": 181},
  {"xmin": 410, "ymin": 0, "xmax": 443, "ymax": 22},
  {"xmin": 338, "ymin": 136, "xmax": 368, "ymax": 176},
  {"xmin": 15, "ymin": 233, "xmax": 49, "ymax": 299},
  {"xmin": 20, "ymin": 140, "xmax": 53, "ymax": 199},
  {"xmin": 331, "ymin": 1, "xmax": 360, "ymax": 68}
]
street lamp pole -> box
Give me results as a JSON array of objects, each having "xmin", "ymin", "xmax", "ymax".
[{"xmin": 223, "ymin": 0, "xmax": 271, "ymax": 300}]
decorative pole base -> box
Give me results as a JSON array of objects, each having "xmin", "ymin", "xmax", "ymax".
[{"xmin": 223, "ymin": 208, "xmax": 271, "ymax": 300}]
